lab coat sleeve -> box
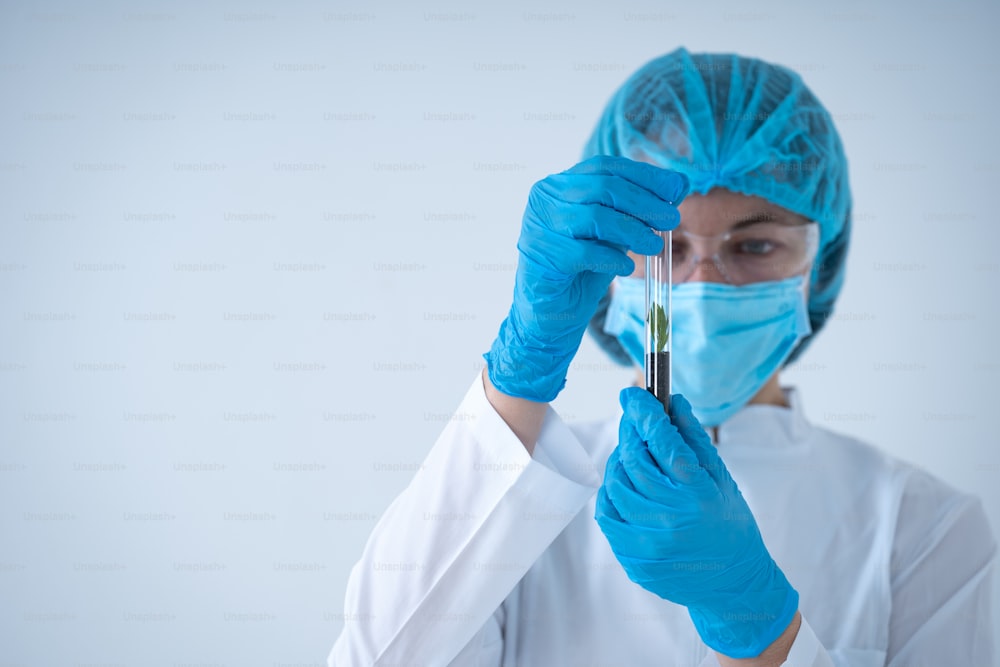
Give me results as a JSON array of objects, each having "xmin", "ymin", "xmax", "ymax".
[
  {"xmin": 885, "ymin": 468, "xmax": 998, "ymax": 665},
  {"xmin": 326, "ymin": 372, "xmax": 602, "ymax": 667}
]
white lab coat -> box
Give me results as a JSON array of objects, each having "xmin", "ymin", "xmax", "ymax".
[{"xmin": 328, "ymin": 374, "xmax": 996, "ymax": 667}]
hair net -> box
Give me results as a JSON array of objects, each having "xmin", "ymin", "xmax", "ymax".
[{"xmin": 584, "ymin": 47, "xmax": 852, "ymax": 366}]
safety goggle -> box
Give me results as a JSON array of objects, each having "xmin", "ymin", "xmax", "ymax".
[{"xmin": 665, "ymin": 221, "xmax": 820, "ymax": 285}]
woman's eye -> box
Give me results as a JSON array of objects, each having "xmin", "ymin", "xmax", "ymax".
[{"xmin": 737, "ymin": 239, "xmax": 776, "ymax": 255}]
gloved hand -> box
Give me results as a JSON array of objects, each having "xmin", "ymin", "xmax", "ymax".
[
  {"xmin": 595, "ymin": 388, "xmax": 799, "ymax": 658},
  {"xmin": 484, "ymin": 156, "xmax": 689, "ymax": 402}
]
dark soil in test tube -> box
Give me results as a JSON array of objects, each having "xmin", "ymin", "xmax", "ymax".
[{"xmin": 645, "ymin": 351, "xmax": 670, "ymax": 411}]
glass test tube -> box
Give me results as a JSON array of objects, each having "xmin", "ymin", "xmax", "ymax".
[{"xmin": 645, "ymin": 231, "xmax": 671, "ymax": 412}]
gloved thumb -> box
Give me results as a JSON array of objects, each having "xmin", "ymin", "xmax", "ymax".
[{"xmin": 669, "ymin": 393, "xmax": 733, "ymax": 489}]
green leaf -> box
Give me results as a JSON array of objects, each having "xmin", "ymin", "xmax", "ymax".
[{"xmin": 649, "ymin": 303, "xmax": 669, "ymax": 353}]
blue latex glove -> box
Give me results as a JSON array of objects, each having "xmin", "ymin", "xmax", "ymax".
[
  {"xmin": 484, "ymin": 156, "xmax": 689, "ymax": 402},
  {"xmin": 595, "ymin": 388, "xmax": 799, "ymax": 658}
]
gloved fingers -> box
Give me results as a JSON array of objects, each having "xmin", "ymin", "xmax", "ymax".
[
  {"xmin": 513, "ymin": 268, "xmax": 617, "ymax": 315},
  {"xmin": 534, "ymin": 173, "xmax": 681, "ymax": 238},
  {"xmin": 604, "ymin": 461, "xmax": 682, "ymax": 527},
  {"xmin": 595, "ymin": 468, "xmax": 677, "ymax": 561},
  {"xmin": 617, "ymin": 418, "xmax": 688, "ymax": 504},
  {"xmin": 668, "ymin": 394, "xmax": 711, "ymax": 443},
  {"xmin": 594, "ymin": 484, "xmax": 623, "ymax": 524},
  {"xmin": 595, "ymin": 448, "xmax": 628, "ymax": 524},
  {"xmin": 619, "ymin": 386, "xmax": 672, "ymax": 438},
  {"xmin": 517, "ymin": 229, "xmax": 636, "ymax": 277},
  {"xmin": 572, "ymin": 202, "xmax": 669, "ymax": 255},
  {"xmin": 561, "ymin": 155, "xmax": 691, "ymax": 207},
  {"xmin": 612, "ymin": 552, "xmax": 679, "ymax": 592},
  {"xmin": 619, "ymin": 387, "xmax": 714, "ymax": 491},
  {"xmin": 596, "ymin": 482, "xmax": 686, "ymax": 562},
  {"xmin": 594, "ymin": 486, "xmax": 642, "ymax": 557},
  {"xmin": 669, "ymin": 393, "xmax": 735, "ymax": 489},
  {"xmin": 602, "ymin": 446, "xmax": 657, "ymax": 509},
  {"xmin": 630, "ymin": 422, "xmax": 715, "ymax": 497}
]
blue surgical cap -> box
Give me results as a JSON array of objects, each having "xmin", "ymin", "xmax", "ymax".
[{"xmin": 585, "ymin": 47, "xmax": 852, "ymax": 366}]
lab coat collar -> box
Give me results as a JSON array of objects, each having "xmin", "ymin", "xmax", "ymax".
[{"xmin": 714, "ymin": 386, "xmax": 811, "ymax": 451}]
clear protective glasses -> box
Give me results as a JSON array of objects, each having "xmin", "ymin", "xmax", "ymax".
[{"xmin": 669, "ymin": 220, "xmax": 820, "ymax": 285}]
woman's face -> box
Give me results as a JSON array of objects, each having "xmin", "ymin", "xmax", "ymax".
[{"xmin": 626, "ymin": 187, "xmax": 814, "ymax": 283}]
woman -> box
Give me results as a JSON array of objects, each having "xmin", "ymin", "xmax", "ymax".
[{"xmin": 327, "ymin": 48, "xmax": 995, "ymax": 666}]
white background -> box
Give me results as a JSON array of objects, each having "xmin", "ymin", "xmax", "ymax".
[{"xmin": 1, "ymin": 0, "xmax": 998, "ymax": 664}]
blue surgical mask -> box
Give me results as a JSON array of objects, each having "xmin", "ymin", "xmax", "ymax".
[{"xmin": 602, "ymin": 276, "xmax": 812, "ymax": 426}]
